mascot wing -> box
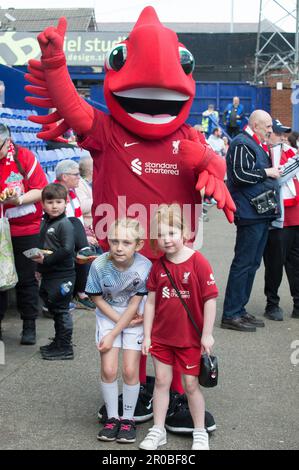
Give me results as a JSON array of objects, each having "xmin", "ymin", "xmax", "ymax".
[{"xmin": 25, "ymin": 17, "xmax": 95, "ymax": 139}]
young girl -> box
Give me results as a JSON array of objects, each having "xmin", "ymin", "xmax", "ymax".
[
  {"xmin": 85, "ymin": 218, "xmax": 152, "ymax": 443},
  {"xmin": 139, "ymin": 204, "xmax": 218, "ymax": 451}
]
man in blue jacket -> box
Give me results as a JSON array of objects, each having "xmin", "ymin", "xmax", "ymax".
[
  {"xmin": 223, "ymin": 96, "xmax": 244, "ymax": 138},
  {"xmin": 222, "ymin": 110, "xmax": 281, "ymax": 332}
]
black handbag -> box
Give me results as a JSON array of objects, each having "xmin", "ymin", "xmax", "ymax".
[
  {"xmin": 250, "ymin": 189, "xmax": 278, "ymax": 215},
  {"xmin": 160, "ymin": 259, "xmax": 218, "ymax": 388}
]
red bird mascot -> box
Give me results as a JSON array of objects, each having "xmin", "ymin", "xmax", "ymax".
[{"xmin": 25, "ymin": 6, "xmax": 235, "ymax": 433}]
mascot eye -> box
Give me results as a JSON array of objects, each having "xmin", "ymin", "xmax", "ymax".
[
  {"xmin": 106, "ymin": 44, "xmax": 127, "ymax": 71},
  {"xmin": 179, "ymin": 47, "xmax": 195, "ymax": 75}
]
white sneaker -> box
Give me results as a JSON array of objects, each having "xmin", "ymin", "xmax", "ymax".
[
  {"xmin": 139, "ymin": 426, "xmax": 167, "ymax": 450},
  {"xmin": 192, "ymin": 429, "xmax": 209, "ymax": 450}
]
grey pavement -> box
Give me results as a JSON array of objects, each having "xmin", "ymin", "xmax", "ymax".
[{"xmin": 0, "ymin": 208, "xmax": 299, "ymax": 450}]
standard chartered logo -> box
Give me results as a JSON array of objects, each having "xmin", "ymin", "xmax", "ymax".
[
  {"xmin": 162, "ymin": 286, "xmax": 170, "ymax": 299},
  {"xmin": 131, "ymin": 159, "xmax": 179, "ymax": 177},
  {"xmin": 131, "ymin": 158, "xmax": 142, "ymax": 175}
]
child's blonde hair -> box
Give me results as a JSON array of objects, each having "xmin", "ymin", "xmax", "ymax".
[
  {"xmin": 150, "ymin": 203, "xmax": 191, "ymax": 251},
  {"xmin": 108, "ymin": 217, "xmax": 145, "ymax": 242}
]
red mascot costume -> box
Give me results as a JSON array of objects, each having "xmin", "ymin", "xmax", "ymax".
[{"xmin": 25, "ymin": 6, "xmax": 235, "ymax": 433}]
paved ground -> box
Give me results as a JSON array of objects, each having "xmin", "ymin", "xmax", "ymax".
[{"xmin": 0, "ymin": 208, "xmax": 298, "ymax": 450}]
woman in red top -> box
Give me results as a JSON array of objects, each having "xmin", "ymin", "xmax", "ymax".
[
  {"xmin": 0, "ymin": 123, "xmax": 48, "ymax": 344},
  {"xmin": 139, "ymin": 204, "xmax": 218, "ymax": 451}
]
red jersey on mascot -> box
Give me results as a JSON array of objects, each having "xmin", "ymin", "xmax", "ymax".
[
  {"xmin": 25, "ymin": 6, "xmax": 235, "ymax": 259},
  {"xmin": 25, "ymin": 6, "xmax": 235, "ymax": 415}
]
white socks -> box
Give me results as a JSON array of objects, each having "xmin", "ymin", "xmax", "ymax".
[
  {"xmin": 101, "ymin": 379, "xmax": 119, "ymax": 419},
  {"xmin": 101, "ymin": 380, "xmax": 140, "ymax": 420},
  {"xmin": 122, "ymin": 382, "xmax": 140, "ymax": 420}
]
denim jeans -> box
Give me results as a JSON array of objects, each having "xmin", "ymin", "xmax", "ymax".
[{"xmin": 223, "ymin": 222, "xmax": 270, "ymax": 319}]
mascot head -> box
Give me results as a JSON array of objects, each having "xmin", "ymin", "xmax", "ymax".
[{"xmin": 103, "ymin": 6, "xmax": 195, "ymax": 140}]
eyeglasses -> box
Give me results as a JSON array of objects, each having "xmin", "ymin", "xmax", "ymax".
[{"xmin": 64, "ymin": 172, "xmax": 80, "ymax": 177}]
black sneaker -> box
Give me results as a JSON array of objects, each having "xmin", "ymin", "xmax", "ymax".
[
  {"xmin": 98, "ymin": 376, "xmax": 155, "ymax": 424},
  {"xmin": 20, "ymin": 320, "xmax": 36, "ymax": 345},
  {"xmin": 134, "ymin": 384, "xmax": 153, "ymax": 422},
  {"xmin": 41, "ymin": 345, "xmax": 74, "ymax": 361},
  {"xmin": 165, "ymin": 393, "xmax": 216, "ymax": 434},
  {"xmin": 40, "ymin": 338, "xmax": 57, "ymax": 353},
  {"xmin": 116, "ymin": 419, "xmax": 136, "ymax": 443},
  {"xmin": 97, "ymin": 418, "xmax": 120, "ymax": 441},
  {"xmin": 264, "ymin": 306, "xmax": 284, "ymax": 321}
]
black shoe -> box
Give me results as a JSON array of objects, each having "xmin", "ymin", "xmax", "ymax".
[
  {"xmin": 221, "ymin": 316, "xmax": 256, "ymax": 332},
  {"xmin": 40, "ymin": 338, "xmax": 57, "ymax": 353},
  {"xmin": 241, "ymin": 312, "xmax": 265, "ymax": 327},
  {"xmin": 264, "ymin": 306, "xmax": 284, "ymax": 321},
  {"xmin": 165, "ymin": 393, "xmax": 216, "ymax": 434},
  {"xmin": 133, "ymin": 383, "xmax": 153, "ymax": 422},
  {"xmin": 98, "ymin": 376, "xmax": 155, "ymax": 424},
  {"xmin": 41, "ymin": 344, "xmax": 74, "ymax": 360},
  {"xmin": 97, "ymin": 418, "xmax": 120, "ymax": 441},
  {"xmin": 291, "ymin": 307, "xmax": 299, "ymax": 319},
  {"xmin": 116, "ymin": 419, "xmax": 136, "ymax": 443},
  {"xmin": 20, "ymin": 320, "xmax": 36, "ymax": 345}
]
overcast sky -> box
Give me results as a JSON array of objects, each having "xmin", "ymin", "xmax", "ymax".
[{"xmin": 0, "ymin": 0, "xmax": 297, "ymax": 30}]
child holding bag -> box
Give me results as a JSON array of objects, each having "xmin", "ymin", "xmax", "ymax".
[{"xmin": 139, "ymin": 204, "xmax": 218, "ymax": 451}]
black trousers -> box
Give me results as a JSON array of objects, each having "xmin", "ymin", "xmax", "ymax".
[
  {"xmin": 39, "ymin": 274, "xmax": 75, "ymax": 345},
  {"xmin": 0, "ymin": 234, "xmax": 39, "ymax": 321},
  {"xmin": 0, "ymin": 291, "xmax": 8, "ymax": 320},
  {"xmin": 68, "ymin": 217, "xmax": 90, "ymax": 295},
  {"xmin": 264, "ymin": 226, "xmax": 299, "ymax": 309}
]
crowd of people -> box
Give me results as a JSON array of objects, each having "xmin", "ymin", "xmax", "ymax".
[{"xmin": 1, "ymin": 106, "xmax": 299, "ymax": 449}]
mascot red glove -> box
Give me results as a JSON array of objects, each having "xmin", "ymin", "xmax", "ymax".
[{"xmin": 179, "ymin": 128, "xmax": 235, "ymax": 222}]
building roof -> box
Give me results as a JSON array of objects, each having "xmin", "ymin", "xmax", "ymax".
[
  {"xmin": 0, "ymin": 8, "xmax": 97, "ymax": 32},
  {"xmin": 97, "ymin": 19, "xmax": 282, "ymax": 34}
]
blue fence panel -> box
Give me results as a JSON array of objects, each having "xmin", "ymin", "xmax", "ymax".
[{"xmin": 188, "ymin": 81, "xmax": 271, "ymax": 127}]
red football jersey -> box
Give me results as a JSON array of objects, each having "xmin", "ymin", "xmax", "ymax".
[
  {"xmin": 79, "ymin": 110, "xmax": 202, "ymax": 259},
  {"xmin": 146, "ymin": 251, "xmax": 218, "ymax": 348}
]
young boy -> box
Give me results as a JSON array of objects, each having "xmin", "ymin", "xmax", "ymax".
[{"xmin": 34, "ymin": 183, "xmax": 76, "ymax": 360}]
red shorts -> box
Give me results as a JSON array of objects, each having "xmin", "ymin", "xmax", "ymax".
[{"xmin": 150, "ymin": 342, "xmax": 201, "ymax": 376}]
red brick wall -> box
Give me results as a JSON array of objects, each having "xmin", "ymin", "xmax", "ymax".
[
  {"xmin": 271, "ymin": 89, "xmax": 292, "ymax": 126},
  {"xmin": 266, "ymin": 70, "xmax": 292, "ymax": 127}
]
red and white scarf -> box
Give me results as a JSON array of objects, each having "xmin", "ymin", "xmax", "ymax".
[
  {"xmin": 67, "ymin": 188, "xmax": 84, "ymax": 224},
  {"xmin": 278, "ymin": 145, "xmax": 299, "ymax": 207},
  {"xmin": 244, "ymin": 125, "xmax": 271, "ymax": 156}
]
